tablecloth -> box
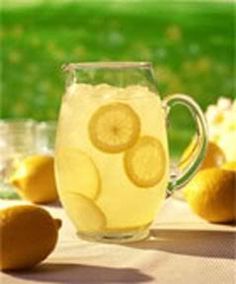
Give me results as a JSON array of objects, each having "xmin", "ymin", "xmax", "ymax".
[{"xmin": 0, "ymin": 197, "xmax": 235, "ymax": 284}]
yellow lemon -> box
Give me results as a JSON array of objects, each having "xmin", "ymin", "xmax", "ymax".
[
  {"xmin": 184, "ymin": 168, "xmax": 236, "ymax": 223},
  {"xmin": 10, "ymin": 155, "xmax": 58, "ymax": 204},
  {"xmin": 221, "ymin": 161, "xmax": 236, "ymax": 171},
  {"xmin": 180, "ymin": 140, "xmax": 225, "ymax": 170},
  {"xmin": 89, "ymin": 102, "xmax": 140, "ymax": 153},
  {"xmin": 124, "ymin": 136, "xmax": 166, "ymax": 187},
  {"xmin": 0, "ymin": 205, "xmax": 61, "ymax": 271}
]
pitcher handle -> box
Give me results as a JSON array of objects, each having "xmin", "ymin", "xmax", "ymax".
[{"xmin": 162, "ymin": 94, "xmax": 208, "ymax": 195}]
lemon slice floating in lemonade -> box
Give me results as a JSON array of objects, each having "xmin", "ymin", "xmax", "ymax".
[
  {"xmin": 61, "ymin": 192, "xmax": 106, "ymax": 232},
  {"xmin": 89, "ymin": 102, "xmax": 140, "ymax": 153},
  {"xmin": 124, "ymin": 136, "xmax": 166, "ymax": 187},
  {"xmin": 55, "ymin": 148, "xmax": 100, "ymax": 199}
]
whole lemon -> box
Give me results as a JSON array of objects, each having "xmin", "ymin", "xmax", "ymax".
[
  {"xmin": 184, "ymin": 168, "xmax": 236, "ymax": 223},
  {"xmin": 0, "ymin": 205, "xmax": 61, "ymax": 271},
  {"xmin": 180, "ymin": 141, "xmax": 225, "ymax": 170},
  {"xmin": 10, "ymin": 155, "xmax": 58, "ymax": 204}
]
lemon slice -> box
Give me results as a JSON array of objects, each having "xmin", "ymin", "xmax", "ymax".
[
  {"xmin": 89, "ymin": 102, "xmax": 140, "ymax": 153},
  {"xmin": 61, "ymin": 192, "xmax": 106, "ymax": 232},
  {"xmin": 124, "ymin": 136, "xmax": 166, "ymax": 187},
  {"xmin": 55, "ymin": 148, "xmax": 100, "ymax": 199}
]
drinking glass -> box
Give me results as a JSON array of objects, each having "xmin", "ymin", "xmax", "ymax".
[
  {"xmin": 0, "ymin": 119, "xmax": 36, "ymax": 198},
  {"xmin": 35, "ymin": 121, "xmax": 57, "ymax": 154}
]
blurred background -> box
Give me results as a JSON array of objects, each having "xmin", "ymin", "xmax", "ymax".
[{"xmin": 1, "ymin": 0, "xmax": 234, "ymax": 156}]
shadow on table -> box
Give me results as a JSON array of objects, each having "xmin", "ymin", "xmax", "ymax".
[
  {"xmin": 8, "ymin": 263, "xmax": 153, "ymax": 283},
  {"xmin": 45, "ymin": 200, "xmax": 62, "ymax": 208},
  {"xmin": 125, "ymin": 228, "xmax": 236, "ymax": 260}
]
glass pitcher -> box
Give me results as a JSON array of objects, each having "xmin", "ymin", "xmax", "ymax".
[{"xmin": 55, "ymin": 62, "xmax": 208, "ymax": 243}]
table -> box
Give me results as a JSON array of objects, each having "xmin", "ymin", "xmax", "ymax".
[{"xmin": 0, "ymin": 197, "xmax": 235, "ymax": 284}]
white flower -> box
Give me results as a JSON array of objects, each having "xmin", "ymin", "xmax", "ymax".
[{"xmin": 206, "ymin": 97, "xmax": 236, "ymax": 161}]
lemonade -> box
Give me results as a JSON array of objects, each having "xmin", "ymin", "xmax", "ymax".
[{"xmin": 55, "ymin": 83, "xmax": 169, "ymax": 241}]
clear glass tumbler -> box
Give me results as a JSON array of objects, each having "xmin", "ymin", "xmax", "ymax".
[{"xmin": 0, "ymin": 119, "xmax": 36, "ymax": 198}]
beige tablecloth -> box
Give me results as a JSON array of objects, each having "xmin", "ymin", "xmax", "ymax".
[{"xmin": 0, "ymin": 197, "xmax": 235, "ymax": 284}]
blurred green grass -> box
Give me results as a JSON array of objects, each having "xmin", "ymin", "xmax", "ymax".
[{"xmin": 0, "ymin": 1, "xmax": 234, "ymax": 156}]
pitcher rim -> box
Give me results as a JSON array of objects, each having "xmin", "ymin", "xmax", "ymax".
[{"xmin": 62, "ymin": 61, "xmax": 152, "ymax": 71}]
